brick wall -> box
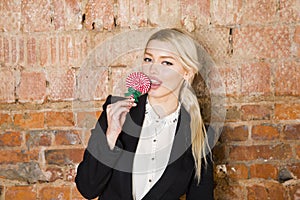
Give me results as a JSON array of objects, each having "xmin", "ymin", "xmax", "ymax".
[{"xmin": 0, "ymin": 0, "xmax": 299, "ymax": 199}]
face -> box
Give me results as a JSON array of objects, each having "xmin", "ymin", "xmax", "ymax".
[{"xmin": 142, "ymin": 40, "xmax": 187, "ymax": 101}]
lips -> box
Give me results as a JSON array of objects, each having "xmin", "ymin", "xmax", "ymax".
[{"xmin": 149, "ymin": 77, "xmax": 162, "ymax": 89}]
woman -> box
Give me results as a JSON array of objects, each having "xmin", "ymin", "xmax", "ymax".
[{"xmin": 75, "ymin": 28, "xmax": 214, "ymax": 200}]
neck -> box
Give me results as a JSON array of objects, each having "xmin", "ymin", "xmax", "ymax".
[{"xmin": 148, "ymin": 94, "xmax": 179, "ymax": 118}]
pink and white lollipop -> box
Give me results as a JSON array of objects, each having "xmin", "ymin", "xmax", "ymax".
[{"xmin": 125, "ymin": 72, "xmax": 151, "ymax": 102}]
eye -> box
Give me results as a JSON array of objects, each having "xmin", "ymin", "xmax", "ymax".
[
  {"xmin": 143, "ymin": 57, "xmax": 152, "ymax": 63},
  {"xmin": 162, "ymin": 61, "xmax": 173, "ymax": 66}
]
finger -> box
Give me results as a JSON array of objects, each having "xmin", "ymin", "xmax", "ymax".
[
  {"xmin": 110, "ymin": 100, "xmax": 135, "ymax": 113},
  {"xmin": 111, "ymin": 107, "xmax": 130, "ymax": 121}
]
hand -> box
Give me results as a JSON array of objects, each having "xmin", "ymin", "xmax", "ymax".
[{"xmin": 106, "ymin": 98, "xmax": 136, "ymax": 149}]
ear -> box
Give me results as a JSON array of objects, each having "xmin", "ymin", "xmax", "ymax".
[{"xmin": 183, "ymin": 71, "xmax": 193, "ymax": 83}]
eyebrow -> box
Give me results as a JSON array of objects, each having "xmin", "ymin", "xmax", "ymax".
[{"xmin": 144, "ymin": 51, "xmax": 176, "ymax": 60}]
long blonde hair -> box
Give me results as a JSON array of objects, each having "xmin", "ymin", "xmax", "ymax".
[{"xmin": 146, "ymin": 28, "xmax": 210, "ymax": 183}]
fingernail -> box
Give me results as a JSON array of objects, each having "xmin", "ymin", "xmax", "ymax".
[{"xmin": 132, "ymin": 103, "xmax": 137, "ymax": 107}]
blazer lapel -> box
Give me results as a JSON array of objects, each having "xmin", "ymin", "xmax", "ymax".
[{"xmin": 121, "ymin": 94, "xmax": 147, "ymax": 152}]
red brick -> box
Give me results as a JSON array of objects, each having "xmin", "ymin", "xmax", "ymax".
[
  {"xmin": 72, "ymin": 186, "xmax": 87, "ymax": 200},
  {"xmin": 241, "ymin": 104, "xmax": 272, "ymax": 121},
  {"xmin": 252, "ymin": 124, "xmax": 280, "ymax": 140},
  {"xmin": 39, "ymin": 36, "xmax": 49, "ymax": 66},
  {"xmin": 59, "ymin": 35, "xmax": 67, "ymax": 65},
  {"xmin": 211, "ymin": 0, "xmax": 243, "ymax": 25},
  {"xmin": 0, "ymin": 36, "xmax": 3, "ymax": 62},
  {"xmin": 50, "ymin": 36, "xmax": 57, "ymax": 65},
  {"xmin": 0, "ymin": 69, "xmax": 15, "ymax": 102},
  {"xmin": 65, "ymin": 165, "xmax": 76, "ymax": 181},
  {"xmin": 45, "ymin": 112, "xmax": 74, "ymax": 127},
  {"xmin": 212, "ymin": 143, "xmax": 226, "ymax": 163},
  {"xmin": 25, "ymin": 131, "xmax": 52, "ymax": 148},
  {"xmin": 241, "ymin": 62, "xmax": 271, "ymax": 95},
  {"xmin": 220, "ymin": 125, "xmax": 248, "ymax": 142},
  {"xmin": 250, "ymin": 164, "xmax": 278, "ymax": 179},
  {"xmin": 5, "ymin": 186, "xmax": 37, "ymax": 200},
  {"xmin": 64, "ymin": 0, "xmax": 82, "ymax": 30},
  {"xmin": 247, "ymin": 182, "xmax": 286, "ymax": 200},
  {"xmin": 54, "ymin": 130, "xmax": 81, "ymax": 145},
  {"xmin": 84, "ymin": 0, "xmax": 114, "ymax": 30},
  {"xmin": 66, "ymin": 36, "xmax": 74, "ymax": 65},
  {"xmin": 21, "ymin": 0, "xmax": 53, "ymax": 32},
  {"xmin": 0, "ymin": 149, "xmax": 38, "ymax": 164},
  {"xmin": 81, "ymin": 130, "xmax": 93, "ymax": 148},
  {"xmin": 0, "ymin": 0, "xmax": 21, "ymax": 12},
  {"xmin": 14, "ymin": 112, "xmax": 44, "ymax": 129},
  {"xmin": 3, "ymin": 37, "xmax": 9, "ymax": 63},
  {"xmin": 11, "ymin": 37, "xmax": 17, "ymax": 64},
  {"xmin": 282, "ymin": 124, "xmax": 300, "ymax": 140},
  {"xmin": 215, "ymin": 184, "xmax": 246, "ymax": 200},
  {"xmin": 278, "ymin": 0, "xmax": 300, "ymax": 23},
  {"xmin": 181, "ymin": 0, "xmax": 210, "ymax": 27},
  {"xmin": 240, "ymin": 0, "xmax": 278, "ymax": 24},
  {"xmin": 0, "ymin": 131, "xmax": 21, "ymax": 147},
  {"xmin": 73, "ymin": 34, "xmax": 84, "ymax": 65},
  {"xmin": 45, "ymin": 148, "xmax": 84, "ymax": 165},
  {"xmin": 16, "ymin": 72, "xmax": 46, "ymax": 102},
  {"xmin": 39, "ymin": 186, "xmax": 70, "ymax": 200},
  {"xmin": 207, "ymin": 66, "xmax": 227, "ymax": 95},
  {"xmin": 0, "ymin": 5, "xmax": 21, "ymax": 32},
  {"xmin": 265, "ymin": 182, "xmax": 286, "ymax": 199},
  {"xmin": 77, "ymin": 67, "xmax": 109, "ymax": 101},
  {"xmin": 286, "ymin": 183, "xmax": 300, "ymax": 200},
  {"xmin": 227, "ymin": 164, "xmax": 248, "ymax": 180},
  {"xmin": 275, "ymin": 104, "xmax": 300, "ymax": 120},
  {"xmin": 225, "ymin": 106, "xmax": 241, "ymax": 122},
  {"xmin": 47, "ymin": 69, "xmax": 75, "ymax": 100},
  {"xmin": 275, "ymin": 61, "xmax": 300, "ymax": 96},
  {"xmin": 77, "ymin": 111, "xmax": 100, "ymax": 129},
  {"xmin": 27, "ymin": 37, "xmax": 37, "ymax": 65},
  {"xmin": 19, "ymin": 37, "xmax": 25, "ymax": 64},
  {"xmin": 229, "ymin": 144, "xmax": 292, "ymax": 161},
  {"xmin": 219, "ymin": 67, "xmax": 241, "ymax": 96},
  {"xmin": 287, "ymin": 163, "xmax": 300, "ymax": 178},
  {"xmin": 233, "ymin": 26, "xmax": 291, "ymax": 59},
  {"xmin": 295, "ymin": 26, "xmax": 300, "ymax": 57},
  {"xmin": 295, "ymin": 26, "xmax": 300, "ymax": 44},
  {"xmin": 52, "ymin": 0, "xmax": 65, "ymax": 30},
  {"xmin": 247, "ymin": 185, "xmax": 267, "ymax": 200},
  {"xmin": 148, "ymin": 0, "xmax": 181, "ymax": 27},
  {"xmin": 0, "ymin": 113, "xmax": 13, "ymax": 128},
  {"xmin": 117, "ymin": 0, "xmax": 147, "ymax": 28},
  {"xmin": 296, "ymin": 145, "xmax": 300, "ymax": 159},
  {"xmin": 45, "ymin": 167, "xmax": 64, "ymax": 182}
]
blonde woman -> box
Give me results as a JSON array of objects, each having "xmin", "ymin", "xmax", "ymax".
[{"xmin": 76, "ymin": 28, "xmax": 213, "ymax": 200}]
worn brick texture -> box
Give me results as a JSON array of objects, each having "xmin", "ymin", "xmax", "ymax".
[{"xmin": 0, "ymin": 0, "xmax": 299, "ymax": 199}]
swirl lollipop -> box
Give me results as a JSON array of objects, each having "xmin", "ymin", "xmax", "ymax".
[{"xmin": 124, "ymin": 72, "xmax": 151, "ymax": 102}]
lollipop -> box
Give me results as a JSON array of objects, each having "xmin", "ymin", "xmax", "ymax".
[{"xmin": 124, "ymin": 72, "xmax": 151, "ymax": 102}]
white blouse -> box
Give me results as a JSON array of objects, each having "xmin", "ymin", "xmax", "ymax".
[{"xmin": 132, "ymin": 99, "xmax": 180, "ymax": 200}]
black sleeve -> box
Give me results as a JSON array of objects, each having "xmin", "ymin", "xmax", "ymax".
[
  {"xmin": 75, "ymin": 95, "xmax": 123, "ymax": 199},
  {"xmin": 186, "ymin": 155, "xmax": 214, "ymax": 200}
]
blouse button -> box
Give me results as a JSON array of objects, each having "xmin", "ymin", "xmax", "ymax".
[
  {"xmin": 153, "ymin": 139, "xmax": 156, "ymax": 142},
  {"xmin": 149, "ymin": 179, "xmax": 152, "ymax": 182}
]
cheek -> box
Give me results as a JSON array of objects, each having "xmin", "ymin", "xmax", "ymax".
[{"xmin": 161, "ymin": 67, "xmax": 184, "ymax": 80}]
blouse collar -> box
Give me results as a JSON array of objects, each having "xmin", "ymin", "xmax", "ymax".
[{"xmin": 145, "ymin": 97, "xmax": 181, "ymax": 126}]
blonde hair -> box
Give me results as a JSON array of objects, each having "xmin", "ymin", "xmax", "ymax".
[{"xmin": 146, "ymin": 28, "xmax": 210, "ymax": 183}]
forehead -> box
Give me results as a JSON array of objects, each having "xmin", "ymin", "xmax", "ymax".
[{"xmin": 145, "ymin": 40, "xmax": 178, "ymax": 56}]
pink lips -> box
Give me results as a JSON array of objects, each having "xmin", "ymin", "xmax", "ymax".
[{"xmin": 149, "ymin": 76, "xmax": 162, "ymax": 89}]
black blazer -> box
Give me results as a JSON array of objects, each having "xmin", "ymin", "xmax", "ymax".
[{"xmin": 75, "ymin": 95, "xmax": 214, "ymax": 200}]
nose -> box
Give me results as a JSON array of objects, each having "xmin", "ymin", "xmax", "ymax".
[{"xmin": 149, "ymin": 63, "xmax": 159, "ymax": 74}]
